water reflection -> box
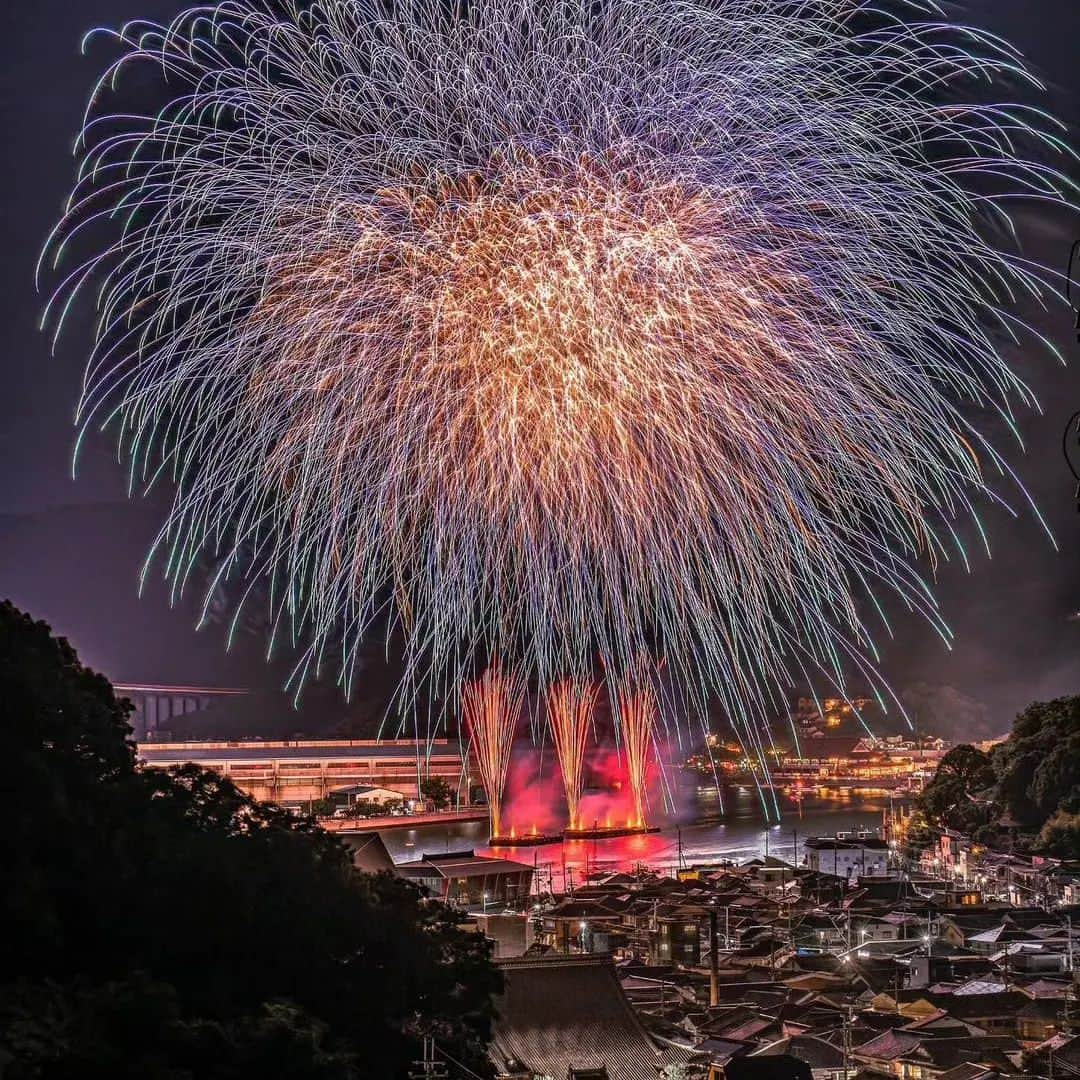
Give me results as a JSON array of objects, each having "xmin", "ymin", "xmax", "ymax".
[{"xmin": 379, "ymin": 793, "xmax": 891, "ymax": 890}]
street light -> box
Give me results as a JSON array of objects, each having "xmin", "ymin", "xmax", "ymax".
[
  {"xmin": 579, "ymin": 920, "xmax": 588, "ymax": 953},
  {"xmin": 482, "ymin": 891, "xmax": 489, "ymax": 913}
]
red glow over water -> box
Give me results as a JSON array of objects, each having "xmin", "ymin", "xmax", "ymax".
[{"xmin": 498, "ymin": 743, "xmax": 661, "ymax": 837}]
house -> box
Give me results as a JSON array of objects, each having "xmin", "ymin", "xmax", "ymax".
[
  {"xmin": 894, "ymin": 1036, "xmax": 1022, "ymax": 1079},
  {"xmin": 473, "ymin": 912, "xmax": 537, "ymax": 958},
  {"xmin": 331, "ymin": 783, "xmax": 412, "ymax": 807},
  {"xmin": 804, "ymin": 837, "xmax": 890, "ymax": 879},
  {"xmin": 851, "ymin": 1028, "xmax": 926, "ymax": 1074},
  {"xmin": 541, "ymin": 898, "xmax": 625, "ymax": 953},
  {"xmin": 751, "ymin": 1035, "xmax": 847, "ymax": 1080},
  {"xmin": 342, "ymin": 831, "xmax": 395, "ymax": 872},
  {"xmin": 853, "ymin": 1033, "xmax": 1022, "ymax": 1079},
  {"xmin": 967, "ymin": 923, "xmax": 1046, "ymax": 956},
  {"xmin": 1015, "ymin": 997, "xmax": 1067, "ymax": 1045},
  {"xmin": 650, "ymin": 908, "xmax": 703, "ymax": 966},
  {"xmin": 395, "ymin": 849, "xmax": 533, "ymax": 907},
  {"xmin": 868, "ymin": 988, "xmax": 1029, "ymax": 1038},
  {"xmin": 1026, "ymin": 1033, "xmax": 1080, "ymax": 1078}
]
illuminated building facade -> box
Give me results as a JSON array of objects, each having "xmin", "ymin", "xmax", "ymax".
[{"xmin": 137, "ymin": 739, "xmax": 472, "ymax": 805}]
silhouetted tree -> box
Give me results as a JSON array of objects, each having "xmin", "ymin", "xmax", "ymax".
[
  {"xmin": 0, "ymin": 601, "xmax": 500, "ymax": 1078},
  {"xmin": 917, "ymin": 697, "xmax": 1080, "ymax": 849},
  {"xmin": 992, "ymin": 697, "xmax": 1080, "ymax": 828},
  {"xmin": 917, "ymin": 744, "xmax": 994, "ymax": 831}
]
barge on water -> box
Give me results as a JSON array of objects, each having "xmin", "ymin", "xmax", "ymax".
[
  {"xmin": 562, "ymin": 823, "xmax": 661, "ymax": 841},
  {"xmin": 489, "ymin": 823, "xmax": 661, "ymax": 846},
  {"xmin": 488, "ymin": 831, "xmax": 563, "ymax": 848}
]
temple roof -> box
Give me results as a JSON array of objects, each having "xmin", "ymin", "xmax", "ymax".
[{"xmin": 490, "ymin": 955, "xmax": 687, "ymax": 1080}]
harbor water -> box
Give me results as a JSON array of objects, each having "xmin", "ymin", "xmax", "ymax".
[{"xmin": 380, "ymin": 784, "xmax": 896, "ymax": 889}]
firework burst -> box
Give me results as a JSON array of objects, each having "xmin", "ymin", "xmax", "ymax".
[{"xmin": 44, "ymin": 0, "xmax": 1072, "ymax": 748}]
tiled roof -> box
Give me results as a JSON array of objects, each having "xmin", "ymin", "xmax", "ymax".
[
  {"xmin": 902, "ymin": 1036, "xmax": 1022, "ymax": 1070},
  {"xmin": 698, "ymin": 1006, "xmax": 761, "ymax": 1037},
  {"xmin": 396, "ymin": 854, "xmax": 533, "ymax": 879},
  {"xmin": 919, "ymin": 991, "xmax": 1028, "ymax": 1020},
  {"xmin": 753, "ymin": 1035, "xmax": 846, "ymax": 1070},
  {"xmin": 935, "ymin": 1065, "xmax": 1000, "ymax": 1080},
  {"xmin": 1017, "ymin": 997, "xmax": 1066, "ymax": 1021},
  {"xmin": 968, "ymin": 925, "xmax": 1041, "ymax": 944},
  {"xmin": 345, "ymin": 832, "xmax": 394, "ymax": 872},
  {"xmin": 696, "ymin": 1037, "xmax": 753, "ymax": 1065},
  {"xmin": 899, "ymin": 1013, "xmax": 976, "ymax": 1036},
  {"xmin": 721, "ymin": 1017, "xmax": 776, "ymax": 1042},
  {"xmin": 952, "ymin": 978, "xmax": 1007, "ymax": 996},
  {"xmin": 490, "ymin": 955, "xmax": 674, "ymax": 1080},
  {"xmin": 1021, "ymin": 978, "xmax": 1071, "ymax": 998},
  {"xmin": 853, "ymin": 1029, "xmax": 924, "ymax": 1062}
]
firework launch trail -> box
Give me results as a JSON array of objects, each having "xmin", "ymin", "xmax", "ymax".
[
  {"xmin": 462, "ymin": 667, "xmax": 525, "ymax": 839},
  {"xmin": 547, "ymin": 679, "xmax": 599, "ymax": 830}
]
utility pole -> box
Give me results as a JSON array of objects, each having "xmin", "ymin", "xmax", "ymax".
[
  {"xmin": 408, "ymin": 1037, "xmax": 448, "ymax": 1080},
  {"xmin": 842, "ymin": 1006, "xmax": 853, "ymax": 1080},
  {"xmin": 709, "ymin": 904, "xmax": 720, "ymax": 1007}
]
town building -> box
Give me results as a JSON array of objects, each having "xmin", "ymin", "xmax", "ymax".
[
  {"xmin": 458, "ymin": 827, "xmax": 1080, "ymax": 1080},
  {"xmin": 137, "ymin": 738, "xmax": 471, "ymax": 803},
  {"xmin": 489, "ymin": 954, "xmax": 695, "ymax": 1080},
  {"xmin": 803, "ymin": 835, "xmax": 889, "ymax": 879},
  {"xmin": 395, "ymin": 849, "xmax": 534, "ymax": 907}
]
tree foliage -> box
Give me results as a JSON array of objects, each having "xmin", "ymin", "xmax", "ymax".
[
  {"xmin": 917, "ymin": 696, "xmax": 1080, "ymax": 849},
  {"xmin": 916, "ymin": 744, "xmax": 994, "ymax": 832},
  {"xmin": 420, "ymin": 776, "xmax": 455, "ymax": 810},
  {"xmin": 993, "ymin": 698, "xmax": 1080, "ymax": 827},
  {"xmin": 0, "ymin": 601, "xmax": 500, "ymax": 1078},
  {"xmin": 1036, "ymin": 811, "xmax": 1080, "ymax": 861}
]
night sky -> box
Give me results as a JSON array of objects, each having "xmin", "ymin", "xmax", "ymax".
[{"xmin": 1, "ymin": 2, "xmax": 1078, "ymax": 735}]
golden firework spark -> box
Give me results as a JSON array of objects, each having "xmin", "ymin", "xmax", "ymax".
[
  {"xmin": 462, "ymin": 666, "xmax": 524, "ymax": 839},
  {"xmin": 613, "ymin": 676, "xmax": 658, "ymax": 830},
  {"xmin": 547, "ymin": 678, "xmax": 599, "ymax": 829},
  {"xmin": 46, "ymin": 1, "xmax": 1072, "ymax": 782}
]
